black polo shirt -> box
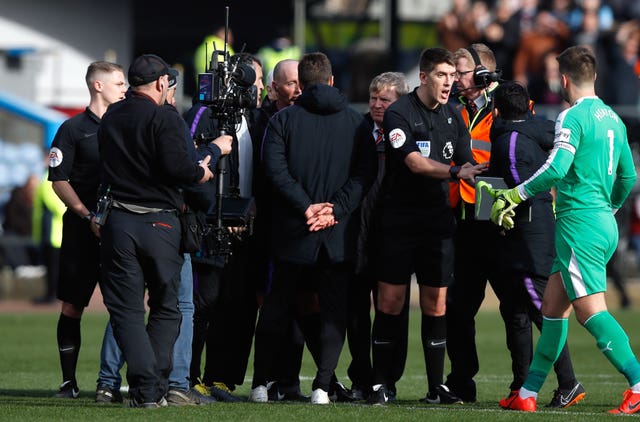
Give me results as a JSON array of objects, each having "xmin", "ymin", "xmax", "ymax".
[
  {"xmin": 48, "ymin": 107, "xmax": 101, "ymax": 210},
  {"xmin": 379, "ymin": 89, "xmax": 473, "ymax": 233}
]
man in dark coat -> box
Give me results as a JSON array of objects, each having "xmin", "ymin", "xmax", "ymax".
[{"xmin": 250, "ymin": 52, "xmax": 377, "ymax": 404}]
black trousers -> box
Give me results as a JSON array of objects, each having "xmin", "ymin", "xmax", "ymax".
[
  {"xmin": 253, "ymin": 257, "xmax": 351, "ymax": 392},
  {"xmin": 191, "ymin": 240, "xmax": 258, "ymax": 388},
  {"xmin": 446, "ymin": 220, "xmax": 576, "ymax": 397},
  {"xmin": 445, "ymin": 220, "xmax": 512, "ymax": 398},
  {"xmin": 500, "ymin": 270, "xmax": 576, "ymax": 390},
  {"xmin": 346, "ymin": 268, "xmax": 409, "ymax": 391},
  {"xmin": 99, "ymin": 209, "xmax": 182, "ymax": 403}
]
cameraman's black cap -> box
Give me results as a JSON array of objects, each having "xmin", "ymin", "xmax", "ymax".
[{"xmin": 128, "ymin": 54, "xmax": 179, "ymax": 87}]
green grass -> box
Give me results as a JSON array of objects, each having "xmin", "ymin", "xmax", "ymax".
[{"xmin": 1, "ymin": 308, "xmax": 638, "ymax": 420}]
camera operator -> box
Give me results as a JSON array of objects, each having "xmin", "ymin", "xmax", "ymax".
[
  {"xmin": 185, "ymin": 53, "xmax": 265, "ymax": 402},
  {"xmin": 97, "ymin": 54, "xmax": 218, "ymax": 408}
]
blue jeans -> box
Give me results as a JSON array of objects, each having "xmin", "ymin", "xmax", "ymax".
[
  {"xmin": 169, "ymin": 253, "xmax": 194, "ymax": 390},
  {"xmin": 97, "ymin": 254, "xmax": 194, "ymax": 391}
]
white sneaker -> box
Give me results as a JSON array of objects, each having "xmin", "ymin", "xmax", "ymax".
[
  {"xmin": 311, "ymin": 388, "xmax": 330, "ymax": 404},
  {"xmin": 249, "ymin": 385, "xmax": 268, "ymax": 403}
]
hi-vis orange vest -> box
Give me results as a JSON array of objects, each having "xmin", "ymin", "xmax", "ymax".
[
  {"xmin": 459, "ymin": 105, "xmax": 493, "ymax": 204},
  {"xmin": 449, "ymin": 89, "xmax": 495, "ymax": 208}
]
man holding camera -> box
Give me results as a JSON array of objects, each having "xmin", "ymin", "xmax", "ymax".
[
  {"xmin": 97, "ymin": 54, "xmax": 217, "ymax": 408},
  {"xmin": 186, "ymin": 53, "xmax": 266, "ymax": 402}
]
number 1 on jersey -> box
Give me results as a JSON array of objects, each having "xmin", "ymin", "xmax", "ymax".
[{"xmin": 608, "ymin": 129, "xmax": 614, "ymax": 175}]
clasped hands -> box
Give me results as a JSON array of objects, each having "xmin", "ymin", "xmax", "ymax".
[
  {"xmin": 305, "ymin": 203, "xmax": 337, "ymax": 232},
  {"xmin": 476, "ymin": 181, "xmax": 523, "ymax": 230}
]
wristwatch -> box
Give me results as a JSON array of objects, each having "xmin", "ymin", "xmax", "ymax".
[
  {"xmin": 449, "ymin": 165, "xmax": 461, "ymax": 179},
  {"xmin": 83, "ymin": 212, "xmax": 94, "ymax": 221}
]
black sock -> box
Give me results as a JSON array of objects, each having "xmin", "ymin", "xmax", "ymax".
[
  {"xmin": 372, "ymin": 311, "xmax": 401, "ymax": 386},
  {"xmin": 422, "ymin": 314, "xmax": 446, "ymax": 393},
  {"xmin": 57, "ymin": 313, "xmax": 81, "ymax": 385}
]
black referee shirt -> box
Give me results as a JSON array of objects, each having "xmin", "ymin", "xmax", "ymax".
[
  {"xmin": 48, "ymin": 107, "xmax": 101, "ymax": 210},
  {"xmin": 379, "ymin": 89, "xmax": 472, "ymax": 232}
]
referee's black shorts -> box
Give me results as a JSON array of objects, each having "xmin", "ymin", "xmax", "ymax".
[
  {"xmin": 56, "ymin": 211, "xmax": 100, "ymax": 307},
  {"xmin": 374, "ymin": 218, "xmax": 454, "ymax": 288}
]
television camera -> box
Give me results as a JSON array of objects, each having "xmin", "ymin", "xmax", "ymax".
[{"xmin": 195, "ymin": 7, "xmax": 257, "ymax": 259}]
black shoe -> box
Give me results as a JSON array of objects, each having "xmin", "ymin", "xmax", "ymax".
[
  {"xmin": 329, "ymin": 380, "xmax": 355, "ymax": 402},
  {"xmin": 166, "ymin": 388, "xmax": 216, "ymax": 406},
  {"xmin": 367, "ymin": 385, "xmax": 388, "ymax": 405},
  {"xmin": 546, "ymin": 382, "xmax": 586, "ymax": 408},
  {"xmin": 421, "ymin": 384, "xmax": 463, "ymax": 404},
  {"xmin": 95, "ymin": 384, "xmax": 123, "ymax": 403},
  {"xmin": 126, "ymin": 396, "xmax": 168, "ymax": 408},
  {"xmin": 54, "ymin": 380, "xmax": 79, "ymax": 399},
  {"xmin": 444, "ymin": 380, "xmax": 476, "ymax": 403},
  {"xmin": 209, "ymin": 382, "xmax": 242, "ymax": 402},
  {"xmin": 350, "ymin": 384, "xmax": 369, "ymax": 401},
  {"xmin": 267, "ymin": 382, "xmax": 310, "ymax": 402},
  {"xmin": 387, "ymin": 388, "xmax": 397, "ymax": 402}
]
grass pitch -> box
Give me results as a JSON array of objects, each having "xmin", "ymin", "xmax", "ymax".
[{"xmin": 0, "ymin": 307, "xmax": 638, "ymax": 421}]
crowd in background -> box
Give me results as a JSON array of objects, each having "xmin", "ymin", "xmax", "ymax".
[{"xmin": 437, "ymin": 0, "xmax": 640, "ymax": 106}]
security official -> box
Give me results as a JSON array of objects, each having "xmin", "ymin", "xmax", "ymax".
[{"xmin": 97, "ymin": 54, "xmax": 220, "ymax": 408}]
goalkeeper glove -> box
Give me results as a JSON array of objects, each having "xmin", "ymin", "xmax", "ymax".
[
  {"xmin": 490, "ymin": 187, "xmax": 523, "ymax": 230},
  {"xmin": 475, "ymin": 181, "xmax": 496, "ymax": 199}
]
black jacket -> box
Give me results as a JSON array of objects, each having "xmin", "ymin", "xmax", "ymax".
[
  {"xmin": 262, "ymin": 84, "xmax": 377, "ymax": 264},
  {"xmin": 98, "ymin": 92, "xmax": 204, "ymax": 210},
  {"xmin": 489, "ymin": 116, "xmax": 555, "ymax": 277}
]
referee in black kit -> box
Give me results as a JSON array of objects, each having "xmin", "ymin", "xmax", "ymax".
[{"xmin": 97, "ymin": 54, "xmax": 216, "ymax": 408}]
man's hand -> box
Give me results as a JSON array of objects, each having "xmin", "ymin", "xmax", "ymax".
[
  {"xmin": 304, "ymin": 203, "xmax": 333, "ymax": 221},
  {"xmin": 490, "ymin": 187, "xmax": 523, "ymax": 230},
  {"xmin": 458, "ymin": 162, "xmax": 488, "ymax": 184},
  {"xmin": 198, "ymin": 155, "xmax": 214, "ymax": 183},
  {"xmin": 212, "ymin": 134, "xmax": 233, "ymax": 155},
  {"xmin": 308, "ymin": 214, "xmax": 337, "ymax": 232},
  {"xmin": 89, "ymin": 216, "xmax": 101, "ymax": 238},
  {"xmin": 305, "ymin": 202, "xmax": 336, "ymax": 231}
]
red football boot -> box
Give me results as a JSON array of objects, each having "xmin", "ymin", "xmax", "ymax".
[
  {"xmin": 499, "ymin": 391, "xmax": 518, "ymax": 409},
  {"xmin": 609, "ymin": 389, "xmax": 640, "ymax": 414},
  {"xmin": 500, "ymin": 389, "xmax": 536, "ymax": 412}
]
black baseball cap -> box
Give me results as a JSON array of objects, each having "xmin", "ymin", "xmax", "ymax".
[
  {"xmin": 128, "ymin": 54, "xmax": 179, "ymax": 87},
  {"xmin": 168, "ymin": 72, "xmax": 178, "ymax": 89}
]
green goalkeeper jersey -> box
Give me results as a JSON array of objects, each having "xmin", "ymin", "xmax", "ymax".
[{"xmin": 518, "ymin": 96, "xmax": 636, "ymax": 218}]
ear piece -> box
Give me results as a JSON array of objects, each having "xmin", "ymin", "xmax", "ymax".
[{"xmin": 466, "ymin": 46, "xmax": 501, "ymax": 87}]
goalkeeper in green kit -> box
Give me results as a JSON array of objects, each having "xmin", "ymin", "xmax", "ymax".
[{"xmin": 480, "ymin": 45, "xmax": 640, "ymax": 414}]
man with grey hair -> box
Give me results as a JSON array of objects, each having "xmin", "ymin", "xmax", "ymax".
[{"xmin": 346, "ymin": 72, "xmax": 409, "ymax": 401}]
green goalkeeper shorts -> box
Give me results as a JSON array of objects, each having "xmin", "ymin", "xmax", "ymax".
[{"xmin": 552, "ymin": 210, "xmax": 618, "ymax": 301}]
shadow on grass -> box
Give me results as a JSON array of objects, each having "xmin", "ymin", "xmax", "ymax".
[{"xmin": 0, "ymin": 389, "xmax": 123, "ymax": 405}]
